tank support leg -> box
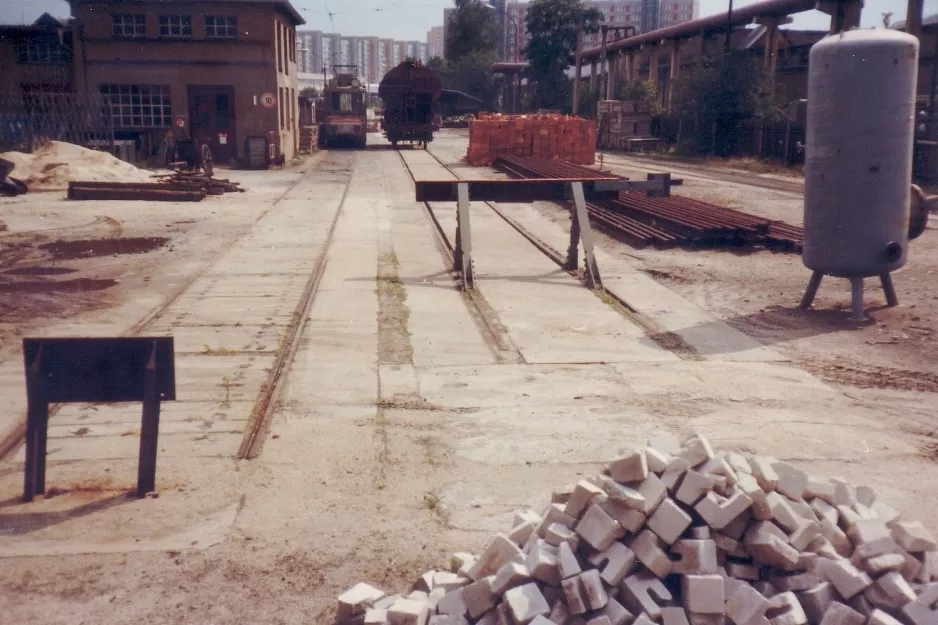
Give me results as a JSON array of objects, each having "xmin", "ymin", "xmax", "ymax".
[
  {"xmin": 880, "ymin": 273, "xmax": 899, "ymax": 307},
  {"xmin": 799, "ymin": 271, "xmax": 823, "ymax": 310},
  {"xmin": 849, "ymin": 277, "xmax": 867, "ymax": 322}
]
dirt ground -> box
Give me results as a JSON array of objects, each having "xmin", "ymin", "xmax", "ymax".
[{"xmin": 533, "ymin": 151, "xmax": 938, "ymax": 391}]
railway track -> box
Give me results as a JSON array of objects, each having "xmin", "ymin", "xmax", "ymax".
[{"xmin": 0, "ymin": 152, "xmax": 354, "ymax": 463}]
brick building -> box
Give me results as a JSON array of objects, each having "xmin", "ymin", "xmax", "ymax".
[
  {"xmin": 0, "ymin": 0, "xmax": 306, "ymax": 162},
  {"xmin": 427, "ymin": 25, "xmax": 444, "ymax": 58}
]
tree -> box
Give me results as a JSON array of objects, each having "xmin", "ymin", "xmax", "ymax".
[
  {"xmin": 669, "ymin": 51, "xmax": 779, "ymax": 156},
  {"xmin": 300, "ymin": 86, "xmax": 319, "ymax": 99},
  {"xmin": 524, "ymin": 0, "xmax": 603, "ymax": 111},
  {"xmin": 426, "ymin": 56, "xmax": 447, "ymax": 72},
  {"xmin": 445, "ymin": 0, "xmax": 498, "ymax": 62}
]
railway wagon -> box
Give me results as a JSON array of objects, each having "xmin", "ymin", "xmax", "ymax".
[
  {"xmin": 320, "ymin": 65, "xmax": 367, "ymax": 149},
  {"xmin": 379, "ymin": 60, "xmax": 443, "ymax": 148}
]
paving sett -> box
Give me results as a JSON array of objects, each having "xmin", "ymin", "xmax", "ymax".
[{"xmin": 1, "ymin": 140, "xmax": 937, "ymax": 625}]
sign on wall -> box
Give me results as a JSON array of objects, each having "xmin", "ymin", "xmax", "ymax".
[{"xmin": 260, "ymin": 93, "xmax": 277, "ymax": 109}]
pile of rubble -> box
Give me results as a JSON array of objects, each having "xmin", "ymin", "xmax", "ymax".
[{"xmin": 335, "ymin": 433, "xmax": 937, "ymax": 625}]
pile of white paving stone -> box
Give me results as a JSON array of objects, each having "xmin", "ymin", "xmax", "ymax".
[{"xmin": 335, "ymin": 433, "xmax": 937, "ymax": 625}]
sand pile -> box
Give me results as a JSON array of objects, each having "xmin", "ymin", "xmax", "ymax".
[
  {"xmin": 335, "ymin": 433, "xmax": 938, "ymax": 625},
  {"xmin": 0, "ymin": 141, "xmax": 154, "ymax": 191}
]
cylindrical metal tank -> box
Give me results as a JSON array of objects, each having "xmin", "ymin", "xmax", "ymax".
[{"xmin": 803, "ymin": 29, "xmax": 919, "ymax": 278}]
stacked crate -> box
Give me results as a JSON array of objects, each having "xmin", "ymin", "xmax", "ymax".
[
  {"xmin": 598, "ymin": 100, "xmax": 653, "ymax": 151},
  {"xmin": 467, "ymin": 114, "xmax": 596, "ymax": 166}
]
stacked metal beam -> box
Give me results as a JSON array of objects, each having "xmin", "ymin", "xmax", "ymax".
[{"xmin": 493, "ymin": 155, "xmax": 803, "ymax": 250}]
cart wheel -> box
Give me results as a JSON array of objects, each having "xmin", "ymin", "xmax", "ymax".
[
  {"xmin": 910, "ymin": 184, "xmax": 931, "ymax": 241},
  {"xmin": 201, "ymin": 144, "xmax": 214, "ymax": 178}
]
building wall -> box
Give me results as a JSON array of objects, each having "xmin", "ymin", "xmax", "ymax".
[
  {"xmin": 70, "ymin": 1, "xmax": 299, "ymax": 161},
  {"xmin": 427, "ymin": 25, "xmax": 444, "ymax": 58},
  {"xmin": 0, "ymin": 29, "xmax": 75, "ymax": 96}
]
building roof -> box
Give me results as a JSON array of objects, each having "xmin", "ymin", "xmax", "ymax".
[
  {"xmin": 0, "ymin": 12, "xmax": 71, "ymax": 34},
  {"xmin": 67, "ymin": 0, "xmax": 306, "ymax": 25}
]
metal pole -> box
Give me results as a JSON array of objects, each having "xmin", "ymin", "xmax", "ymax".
[
  {"xmin": 600, "ymin": 26, "xmax": 608, "ymax": 102},
  {"xmin": 907, "ymin": 0, "xmax": 924, "ymax": 39},
  {"xmin": 573, "ymin": 29, "xmax": 583, "ymax": 115},
  {"xmin": 725, "ymin": 0, "xmax": 734, "ymax": 52}
]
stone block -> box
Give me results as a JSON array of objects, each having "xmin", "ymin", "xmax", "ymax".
[
  {"xmin": 527, "ymin": 540, "xmax": 561, "ymax": 587},
  {"xmin": 854, "ymin": 486, "xmax": 876, "ymax": 507},
  {"xmin": 863, "ymin": 553, "xmax": 906, "ymax": 576},
  {"xmin": 598, "ymin": 476, "xmax": 647, "ymax": 511},
  {"xmin": 745, "ymin": 520, "xmax": 788, "ymax": 546},
  {"xmin": 725, "ymin": 563, "xmax": 760, "ymax": 580},
  {"xmin": 680, "ymin": 434, "xmax": 715, "ymax": 467},
  {"xmin": 634, "ymin": 614, "xmax": 657, "ymax": 625},
  {"xmin": 577, "ymin": 504, "xmax": 626, "ymax": 551},
  {"xmin": 563, "ymin": 575, "xmax": 589, "ymax": 615},
  {"xmin": 753, "ymin": 581, "xmax": 780, "ymax": 599},
  {"xmin": 602, "ymin": 500, "xmax": 646, "ymax": 533},
  {"xmin": 581, "ymin": 569, "xmax": 610, "ymax": 610},
  {"xmin": 790, "ymin": 521, "xmax": 823, "ymax": 552},
  {"xmin": 663, "ymin": 607, "xmax": 692, "ymax": 625},
  {"xmin": 388, "ymin": 598, "xmax": 430, "ymax": 625},
  {"xmin": 726, "ymin": 452, "xmax": 752, "ymax": 475},
  {"xmin": 817, "ymin": 559, "xmax": 872, "ymax": 599},
  {"xmin": 469, "ymin": 535, "xmax": 524, "ymax": 581},
  {"xmin": 790, "ymin": 500, "xmax": 819, "ymax": 522},
  {"xmin": 622, "ymin": 570, "xmax": 673, "ymax": 621},
  {"xmin": 831, "ymin": 479, "xmax": 857, "ymax": 508},
  {"xmin": 662, "ymin": 458, "xmax": 691, "ymax": 494},
  {"xmin": 631, "ymin": 529, "xmax": 673, "ymax": 579},
  {"xmin": 608, "ymin": 448, "xmax": 650, "ymax": 484},
  {"xmin": 451, "ymin": 554, "xmax": 477, "ymax": 578},
  {"xmin": 589, "ymin": 617, "xmax": 615, "ymax": 625},
  {"xmin": 893, "ymin": 522, "xmax": 938, "ymax": 553},
  {"xmin": 765, "ymin": 492, "xmax": 801, "ymax": 533},
  {"xmin": 701, "ymin": 457, "xmax": 739, "ymax": 485},
  {"xmin": 714, "ymin": 534, "xmax": 748, "ymax": 559},
  {"xmin": 726, "ymin": 584, "xmax": 771, "ymax": 625},
  {"xmin": 916, "ymin": 551, "xmax": 938, "ymax": 583},
  {"xmin": 511, "ymin": 521, "xmax": 538, "ymax": 547},
  {"xmin": 692, "ymin": 526, "xmax": 712, "ymax": 539},
  {"xmin": 696, "ymin": 492, "xmax": 754, "ymax": 531},
  {"xmin": 541, "ymin": 504, "xmax": 580, "ymax": 537},
  {"xmin": 769, "ymin": 572, "xmax": 819, "ymax": 593},
  {"xmin": 868, "ymin": 610, "xmax": 904, "ymax": 625},
  {"xmin": 437, "ymin": 588, "xmax": 468, "ymax": 617},
  {"xmin": 415, "ymin": 571, "xmax": 438, "ymax": 593},
  {"xmin": 817, "ymin": 602, "xmax": 864, "ymax": 625},
  {"xmin": 672, "ymin": 539, "xmax": 719, "ymax": 575},
  {"xmin": 871, "ymin": 501, "xmax": 901, "ymax": 525},
  {"xmin": 429, "ymin": 614, "xmax": 471, "ymax": 625},
  {"xmin": 819, "ymin": 517, "xmax": 853, "ymax": 557},
  {"xmin": 636, "ymin": 474, "xmax": 669, "ymax": 515},
  {"xmin": 875, "ymin": 571, "xmax": 917, "ymax": 605},
  {"xmin": 848, "ymin": 519, "xmax": 891, "ymax": 548},
  {"xmin": 365, "ymin": 609, "xmax": 389, "ymax": 625},
  {"xmin": 847, "ymin": 595, "xmax": 874, "ymax": 619},
  {"xmin": 901, "ymin": 583, "xmax": 938, "ymax": 625},
  {"xmin": 648, "ymin": 498, "xmax": 694, "ymax": 544},
  {"xmin": 765, "ymin": 592, "xmax": 807, "ymax": 625},
  {"xmin": 603, "ymin": 598, "xmax": 635, "ymax": 625},
  {"xmin": 738, "ymin": 473, "xmax": 772, "ymax": 521},
  {"xmin": 504, "ymin": 583, "xmax": 551, "ymax": 624},
  {"xmin": 376, "ymin": 595, "xmax": 403, "ymax": 611},
  {"xmin": 749, "ymin": 457, "xmax": 779, "ymax": 493},
  {"xmin": 339, "ymin": 582, "xmax": 387, "ymax": 621},
  {"xmin": 722, "ymin": 510, "xmax": 754, "ymax": 541},
  {"xmin": 589, "ymin": 541, "xmax": 637, "ymax": 586},
  {"xmin": 566, "ymin": 481, "xmax": 610, "ymax": 519},
  {"xmin": 407, "ymin": 591, "xmax": 429, "ymax": 603},
  {"xmin": 428, "ymin": 588, "xmax": 447, "ymax": 611},
  {"xmin": 558, "ymin": 541, "xmax": 582, "ymax": 580},
  {"xmin": 804, "ymin": 477, "xmax": 835, "ymax": 504},
  {"xmin": 677, "ymin": 471, "xmax": 716, "ymax": 507},
  {"xmin": 516, "ymin": 510, "xmax": 543, "ymax": 527},
  {"xmin": 796, "ymin": 552, "xmax": 818, "ymax": 572},
  {"xmin": 837, "ymin": 506, "xmax": 862, "ymax": 532},
  {"xmin": 463, "ymin": 577, "xmax": 495, "ymax": 619},
  {"xmin": 797, "ymin": 583, "xmax": 836, "ymax": 624},
  {"xmin": 751, "ymin": 534, "xmax": 800, "ymax": 571},
  {"xmin": 682, "ymin": 575, "xmax": 725, "ymax": 614},
  {"xmin": 808, "ymin": 499, "xmax": 838, "ymax": 525},
  {"xmin": 646, "ymin": 447, "xmax": 672, "ymax": 474},
  {"xmin": 545, "ymin": 523, "xmax": 579, "ymax": 548},
  {"xmin": 719, "ymin": 567, "xmax": 749, "ymax": 599},
  {"xmin": 772, "ymin": 462, "xmax": 807, "ymax": 501}
]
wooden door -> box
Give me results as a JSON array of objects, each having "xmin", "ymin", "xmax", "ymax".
[{"xmin": 187, "ymin": 86, "xmax": 236, "ymax": 162}]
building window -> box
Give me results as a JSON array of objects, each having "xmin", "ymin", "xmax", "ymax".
[
  {"xmin": 99, "ymin": 84, "xmax": 172, "ymax": 128},
  {"xmin": 112, "ymin": 14, "xmax": 145, "ymax": 37},
  {"xmin": 17, "ymin": 39, "xmax": 72, "ymax": 65},
  {"xmin": 205, "ymin": 16, "xmax": 237, "ymax": 39},
  {"xmin": 279, "ymin": 87, "xmax": 285, "ymax": 129},
  {"xmin": 159, "ymin": 15, "xmax": 191, "ymax": 38}
]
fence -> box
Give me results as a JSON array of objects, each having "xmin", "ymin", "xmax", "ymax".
[
  {"xmin": 0, "ymin": 92, "xmax": 114, "ymax": 154},
  {"xmin": 652, "ymin": 115, "xmax": 805, "ymax": 165}
]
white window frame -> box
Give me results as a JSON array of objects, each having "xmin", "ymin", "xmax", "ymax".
[
  {"xmin": 159, "ymin": 15, "xmax": 192, "ymax": 38},
  {"xmin": 205, "ymin": 15, "xmax": 237, "ymax": 39},
  {"xmin": 112, "ymin": 14, "xmax": 145, "ymax": 37},
  {"xmin": 17, "ymin": 39, "xmax": 72, "ymax": 65},
  {"xmin": 99, "ymin": 84, "xmax": 172, "ymax": 128}
]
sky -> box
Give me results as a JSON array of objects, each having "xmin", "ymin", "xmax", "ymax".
[{"xmin": 0, "ymin": 0, "xmax": 928, "ymax": 42}]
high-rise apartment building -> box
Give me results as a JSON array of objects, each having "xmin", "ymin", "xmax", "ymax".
[
  {"xmin": 427, "ymin": 25, "xmax": 444, "ymax": 58},
  {"xmin": 503, "ymin": 0, "xmax": 698, "ymax": 61},
  {"xmin": 297, "ymin": 30, "xmax": 430, "ymax": 85}
]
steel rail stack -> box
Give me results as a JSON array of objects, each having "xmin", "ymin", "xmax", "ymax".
[{"xmin": 493, "ymin": 155, "xmax": 803, "ymax": 250}]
